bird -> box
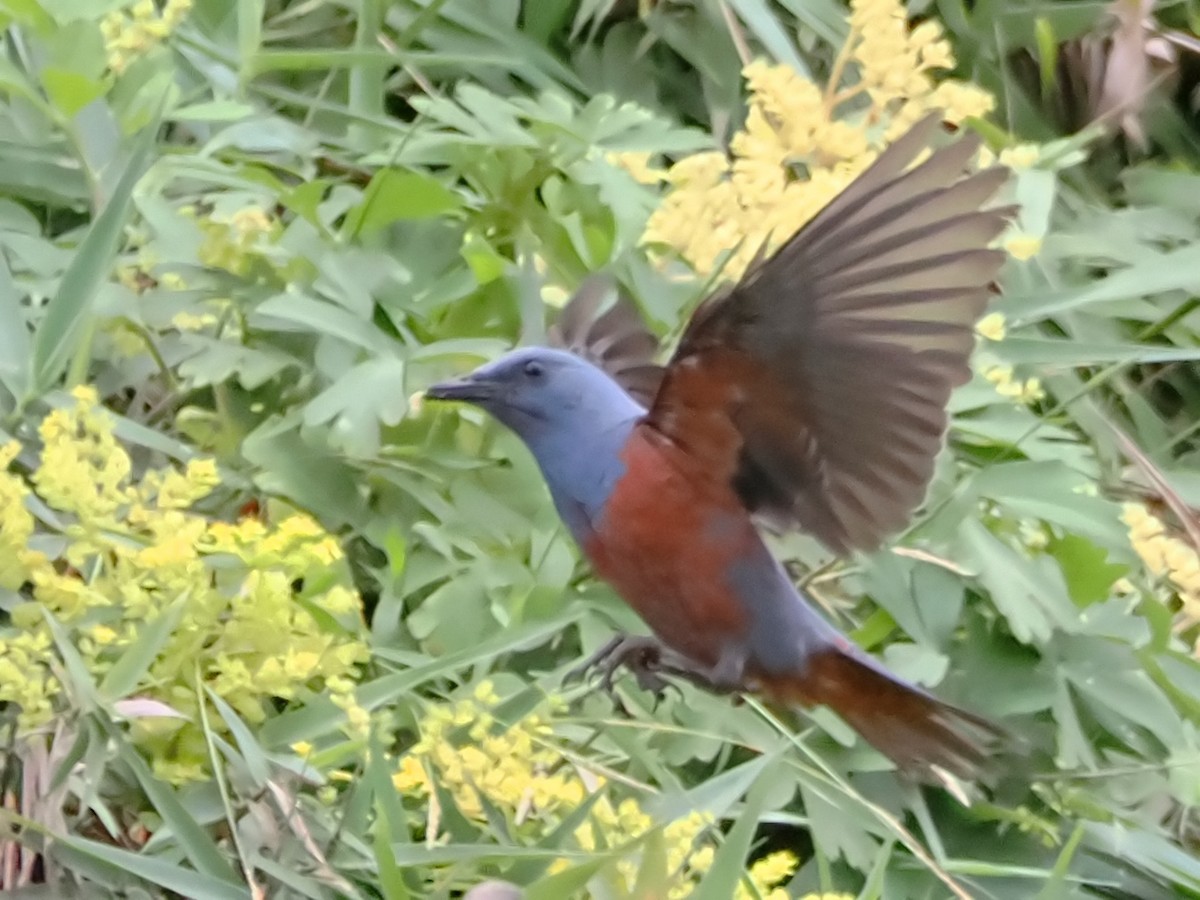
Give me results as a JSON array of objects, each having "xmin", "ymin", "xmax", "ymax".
[{"xmin": 426, "ymin": 113, "xmax": 1016, "ymax": 781}]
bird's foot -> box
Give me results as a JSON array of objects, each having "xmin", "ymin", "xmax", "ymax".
[
  {"xmin": 565, "ymin": 634, "xmax": 675, "ymax": 701},
  {"xmin": 565, "ymin": 634, "xmax": 744, "ymax": 706}
]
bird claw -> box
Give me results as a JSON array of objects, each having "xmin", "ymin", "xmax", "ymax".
[
  {"xmin": 564, "ymin": 634, "xmax": 738, "ymax": 708},
  {"xmin": 565, "ymin": 634, "xmax": 677, "ymax": 705},
  {"xmin": 563, "ymin": 634, "xmax": 626, "ymax": 686}
]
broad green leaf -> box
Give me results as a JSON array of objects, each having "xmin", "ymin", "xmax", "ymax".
[
  {"xmin": 40, "ymin": 68, "xmax": 104, "ymax": 116},
  {"xmin": 253, "ymin": 292, "xmax": 394, "ymax": 353},
  {"xmin": 1046, "ymin": 534, "xmax": 1127, "ymax": 606},
  {"xmin": 343, "ymin": 167, "xmax": 462, "ymax": 237},
  {"xmin": 957, "ymin": 520, "xmax": 1079, "ymax": 645}
]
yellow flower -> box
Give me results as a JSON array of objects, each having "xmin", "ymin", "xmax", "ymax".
[
  {"xmin": 931, "ymin": 80, "xmax": 995, "ymax": 123},
  {"xmin": 1006, "ymin": 233, "xmax": 1042, "ymax": 260},
  {"xmin": 0, "ymin": 449, "xmax": 37, "ymax": 591},
  {"xmin": 984, "ymin": 363, "xmax": 1014, "ymax": 385},
  {"xmin": 230, "ymin": 207, "xmax": 275, "ymax": 240},
  {"xmin": 920, "ymin": 39, "xmax": 955, "ymax": 70},
  {"xmin": 393, "ymin": 755, "xmax": 427, "ymax": 792},
  {"xmin": 736, "ymin": 850, "xmax": 799, "ymax": 899},
  {"xmin": 34, "ymin": 390, "xmax": 134, "ymax": 524},
  {"xmin": 1000, "ymin": 144, "xmax": 1040, "ymax": 168},
  {"xmin": 1122, "ymin": 504, "xmax": 1200, "ymax": 639},
  {"xmin": 103, "ymin": 0, "xmax": 191, "ymax": 74},
  {"xmin": 750, "ymin": 850, "xmax": 799, "ymax": 885},
  {"xmin": 396, "ymin": 683, "xmax": 720, "ymax": 893},
  {"xmin": 163, "ymin": 0, "xmax": 192, "ymax": 28},
  {"xmin": 90, "ymin": 625, "xmax": 119, "ymax": 645},
  {"xmin": 172, "ymin": 311, "xmax": 218, "ymax": 331},
  {"xmin": 608, "ymin": 150, "xmax": 666, "ymax": 184},
  {"xmin": 984, "ymin": 364, "xmax": 1045, "ymax": 405},
  {"xmin": 643, "ymin": 0, "xmax": 995, "ymax": 281},
  {"xmin": 197, "ymin": 207, "xmax": 279, "ymax": 275},
  {"xmin": 690, "ymin": 845, "xmax": 715, "ymax": 873},
  {"xmin": 975, "ymin": 312, "xmax": 1007, "ymax": 341}
]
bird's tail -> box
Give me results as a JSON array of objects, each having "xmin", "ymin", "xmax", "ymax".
[{"xmin": 760, "ymin": 646, "xmax": 1004, "ymax": 781}]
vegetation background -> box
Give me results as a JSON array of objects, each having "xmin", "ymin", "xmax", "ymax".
[{"xmin": 0, "ymin": 0, "xmax": 1199, "ymax": 897}]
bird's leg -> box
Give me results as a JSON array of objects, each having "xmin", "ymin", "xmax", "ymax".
[
  {"xmin": 563, "ymin": 634, "xmax": 628, "ymax": 685},
  {"xmin": 564, "ymin": 633, "xmax": 675, "ymax": 700},
  {"xmin": 651, "ymin": 646, "xmax": 745, "ymax": 696},
  {"xmin": 566, "ymin": 634, "xmax": 746, "ymax": 705}
]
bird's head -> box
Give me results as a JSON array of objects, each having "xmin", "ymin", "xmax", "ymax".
[{"xmin": 426, "ymin": 346, "xmax": 644, "ymax": 450}]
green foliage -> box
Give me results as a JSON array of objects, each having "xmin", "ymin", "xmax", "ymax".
[{"xmin": 0, "ymin": 0, "xmax": 1197, "ymax": 898}]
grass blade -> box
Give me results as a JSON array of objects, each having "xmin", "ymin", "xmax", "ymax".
[{"xmin": 29, "ymin": 120, "xmax": 158, "ymax": 395}]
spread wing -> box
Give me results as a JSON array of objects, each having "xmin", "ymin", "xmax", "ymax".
[
  {"xmin": 547, "ymin": 276, "xmax": 665, "ymax": 408},
  {"xmin": 644, "ymin": 114, "xmax": 1017, "ymax": 555}
]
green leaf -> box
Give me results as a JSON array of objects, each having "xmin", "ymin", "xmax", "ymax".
[
  {"xmin": 692, "ymin": 755, "xmax": 781, "ymax": 900},
  {"xmin": 100, "ymin": 717, "xmax": 241, "ymax": 884},
  {"xmin": 54, "ymin": 836, "xmax": 250, "ymax": 900},
  {"xmin": 1009, "ymin": 242, "xmax": 1200, "ymax": 321},
  {"xmin": 957, "ymin": 519, "xmax": 1079, "ymax": 645},
  {"xmin": 524, "ymin": 858, "xmax": 610, "ymax": 900},
  {"xmin": 1046, "ymin": 534, "xmax": 1127, "ymax": 606},
  {"xmin": 99, "ymin": 591, "xmax": 190, "ymax": 700},
  {"xmin": 631, "ymin": 828, "xmax": 670, "ymax": 898},
  {"xmin": 301, "ymin": 356, "xmax": 410, "ymax": 456},
  {"xmin": 168, "ymin": 100, "xmax": 258, "ymax": 122},
  {"xmin": 0, "ymin": 252, "xmax": 30, "ymax": 398},
  {"xmin": 366, "ymin": 730, "xmax": 412, "ymax": 900},
  {"xmin": 343, "ymin": 167, "xmax": 462, "ymax": 237},
  {"xmin": 30, "ymin": 120, "xmax": 157, "ymax": 395},
  {"xmin": 206, "ymin": 691, "xmax": 272, "ymax": 789},
  {"xmin": 252, "ymin": 292, "xmax": 394, "ymax": 352},
  {"xmin": 40, "ymin": 68, "xmax": 105, "ymax": 116},
  {"xmin": 727, "ymin": 0, "xmax": 811, "ymax": 76}
]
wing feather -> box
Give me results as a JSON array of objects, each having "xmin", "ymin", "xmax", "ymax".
[
  {"xmin": 547, "ymin": 277, "xmax": 665, "ymax": 408},
  {"xmin": 645, "ymin": 113, "xmax": 1014, "ymax": 554}
]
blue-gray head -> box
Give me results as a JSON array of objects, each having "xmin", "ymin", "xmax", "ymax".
[{"xmin": 426, "ymin": 347, "xmax": 645, "ymax": 537}]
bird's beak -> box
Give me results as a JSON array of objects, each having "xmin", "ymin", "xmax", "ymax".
[{"xmin": 425, "ymin": 373, "xmax": 497, "ymax": 405}]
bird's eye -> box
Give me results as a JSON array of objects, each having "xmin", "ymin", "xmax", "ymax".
[{"xmin": 523, "ymin": 360, "xmax": 544, "ymax": 379}]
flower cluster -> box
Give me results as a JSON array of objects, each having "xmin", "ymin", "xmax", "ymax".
[
  {"xmin": 643, "ymin": 0, "xmax": 995, "ymax": 278},
  {"xmin": 983, "ymin": 363, "xmax": 1045, "ymax": 405},
  {"xmin": 196, "ymin": 206, "xmax": 282, "ymax": 277},
  {"xmin": 0, "ymin": 387, "xmax": 369, "ymax": 782},
  {"xmin": 101, "ymin": 0, "xmax": 192, "ymax": 74},
  {"xmin": 391, "ymin": 681, "xmax": 798, "ymax": 898},
  {"xmin": 392, "ymin": 682, "xmax": 584, "ymax": 821},
  {"xmin": 991, "ymin": 147, "xmax": 1043, "ymax": 263},
  {"xmin": 1123, "ymin": 504, "xmax": 1200, "ymax": 644},
  {"xmin": 973, "ymin": 314, "xmax": 1049, "ymax": 405},
  {"xmin": 738, "ymin": 851, "xmax": 800, "ymax": 900}
]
